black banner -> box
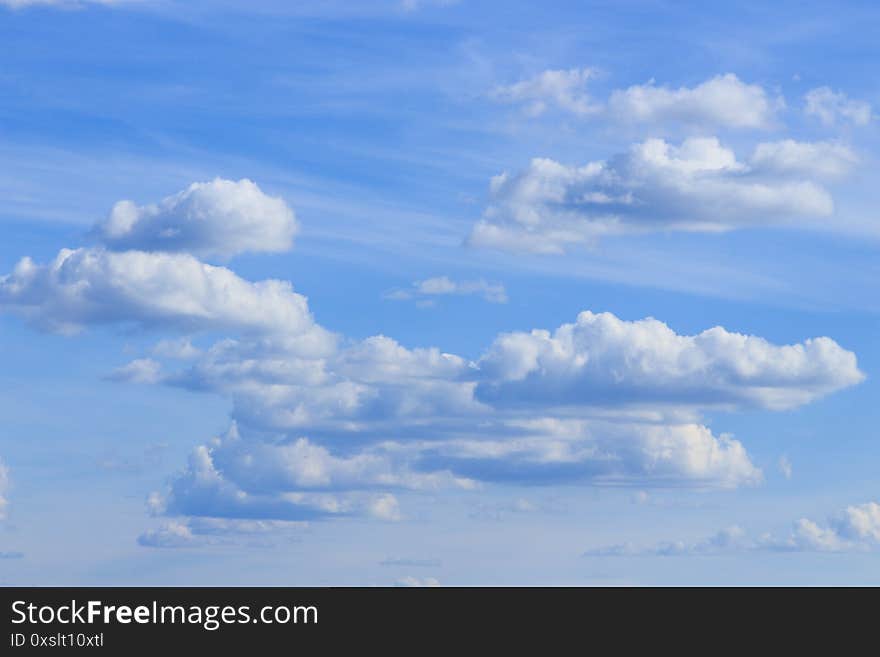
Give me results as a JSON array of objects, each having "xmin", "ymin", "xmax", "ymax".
[{"xmin": 0, "ymin": 586, "xmax": 869, "ymax": 651}]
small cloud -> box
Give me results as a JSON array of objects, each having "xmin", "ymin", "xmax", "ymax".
[
  {"xmin": 585, "ymin": 500, "xmax": 880, "ymax": 556},
  {"xmin": 469, "ymin": 497, "xmax": 541, "ymax": 521},
  {"xmin": 152, "ymin": 338, "xmax": 201, "ymax": 360},
  {"xmin": 380, "ymin": 557, "xmax": 442, "ymax": 567},
  {"xmin": 804, "ymin": 87, "xmax": 872, "ymax": 126},
  {"xmin": 778, "ymin": 455, "xmax": 793, "ymax": 480},
  {"xmin": 138, "ymin": 521, "xmax": 203, "ymax": 549},
  {"xmin": 400, "ymin": 0, "xmax": 458, "ymax": 12},
  {"xmin": 369, "ymin": 494, "xmax": 402, "ymax": 522},
  {"xmin": 106, "ymin": 358, "xmax": 163, "ymax": 384},
  {"xmin": 490, "ymin": 68, "xmax": 600, "ymax": 118},
  {"xmin": 607, "ymin": 73, "xmax": 782, "ymax": 130},
  {"xmin": 394, "ymin": 576, "xmax": 441, "ymax": 587},
  {"xmin": 92, "ymin": 178, "xmax": 298, "ymax": 259},
  {"xmin": 385, "ymin": 276, "xmax": 507, "ymax": 305},
  {"xmin": 138, "ymin": 517, "xmax": 307, "ymax": 549},
  {"xmin": 584, "ymin": 526, "xmax": 750, "ymax": 557}
]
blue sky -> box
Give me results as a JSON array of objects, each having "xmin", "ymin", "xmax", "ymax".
[{"xmin": 0, "ymin": 0, "xmax": 879, "ymax": 585}]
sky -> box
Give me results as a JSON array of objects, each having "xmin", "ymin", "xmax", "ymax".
[{"xmin": 0, "ymin": 0, "xmax": 879, "ymax": 586}]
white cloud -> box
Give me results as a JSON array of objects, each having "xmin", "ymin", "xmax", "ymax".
[
  {"xmin": 469, "ymin": 137, "xmax": 836, "ymax": 253},
  {"xmin": 0, "ymin": 182, "xmax": 863, "ymax": 534},
  {"xmin": 138, "ymin": 521, "xmax": 203, "ymax": 549},
  {"xmin": 137, "ymin": 517, "xmax": 306, "ymax": 548},
  {"xmin": 585, "ymin": 525, "xmax": 750, "ymax": 557},
  {"xmin": 194, "ymin": 426, "xmax": 474, "ymax": 493},
  {"xmin": 805, "ymin": 87, "xmax": 872, "ymax": 126},
  {"xmin": 147, "ymin": 310, "xmax": 862, "ymax": 439},
  {"xmin": 108, "ymin": 358, "xmax": 163, "ymax": 384},
  {"xmin": 0, "ymin": 247, "xmax": 333, "ymax": 342},
  {"xmin": 491, "ymin": 72, "xmax": 778, "ymax": 128},
  {"xmin": 380, "ymin": 557, "xmax": 441, "ymax": 567},
  {"xmin": 3, "ymin": 236, "xmax": 855, "ymax": 524},
  {"xmin": 151, "ymin": 420, "xmax": 761, "ymax": 529},
  {"xmin": 93, "ymin": 179, "xmax": 298, "ymax": 259},
  {"xmin": 469, "ymin": 497, "xmax": 541, "ymax": 521},
  {"xmin": 385, "ymin": 276, "xmax": 508, "ymax": 304},
  {"xmin": 140, "ymin": 307, "xmax": 864, "ymax": 525},
  {"xmin": 394, "ymin": 576, "xmax": 441, "ymax": 587},
  {"xmin": 607, "ymin": 74, "xmax": 782, "ymax": 129},
  {"xmin": 417, "ymin": 419, "xmax": 761, "ymax": 488},
  {"xmin": 587, "ymin": 501, "xmax": 880, "ymax": 556},
  {"xmin": 838, "ymin": 502, "xmax": 880, "ymax": 543},
  {"xmin": 765, "ymin": 503, "xmax": 880, "ymax": 552},
  {"xmin": 369, "ymin": 494, "xmax": 402, "ymax": 521},
  {"xmin": 150, "ymin": 424, "xmax": 453, "ymax": 525},
  {"xmin": 186, "ymin": 517, "xmax": 308, "ymax": 536},
  {"xmin": 151, "ymin": 338, "xmax": 202, "ymax": 360},
  {"xmin": 490, "ymin": 68, "xmax": 601, "ymax": 117},
  {"xmin": 150, "ymin": 332, "xmax": 482, "ymax": 433},
  {"xmin": 778, "ymin": 455, "xmax": 793, "ymax": 480},
  {"xmin": 476, "ymin": 311, "xmax": 863, "ymax": 412},
  {"xmin": 750, "ymin": 140, "xmax": 858, "ymax": 178},
  {"xmin": 771, "ymin": 502, "xmax": 880, "ymax": 552}
]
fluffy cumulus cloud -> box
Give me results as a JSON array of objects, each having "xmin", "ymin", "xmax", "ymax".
[
  {"xmin": 412, "ymin": 419, "xmax": 760, "ymax": 488},
  {"xmin": 468, "ymin": 137, "xmax": 842, "ymax": 253},
  {"xmin": 491, "ymin": 72, "xmax": 779, "ymax": 129},
  {"xmin": 147, "ymin": 432, "xmax": 362, "ymax": 523},
  {"xmin": 490, "ymin": 68, "xmax": 600, "ymax": 117},
  {"xmin": 475, "ymin": 311, "xmax": 864, "ymax": 411},
  {"xmin": 0, "ymin": 247, "xmax": 332, "ymax": 342},
  {"xmin": 750, "ymin": 140, "xmax": 858, "ymax": 179},
  {"xmin": 138, "ymin": 521, "xmax": 202, "ymax": 549},
  {"xmin": 607, "ymin": 74, "xmax": 782, "ymax": 129},
  {"xmin": 586, "ymin": 501, "xmax": 880, "ymax": 556},
  {"xmin": 770, "ymin": 502, "xmax": 880, "ymax": 552},
  {"xmin": 0, "ymin": 179, "xmax": 864, "ymax": 538},
  {"xmin": 132, "ymin": 309, "xmax": 864, "ymax": 525},
  {"xmin": 93, "ymin": 179, "xmax": 298, "ymax": 258},
  {"xmin": 385, "ymin": 276, "xmax": 507, "ymax": 305},
  {"xmin": 805, "ymin": 87, "xmax": 872, "ymax": 126}
]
